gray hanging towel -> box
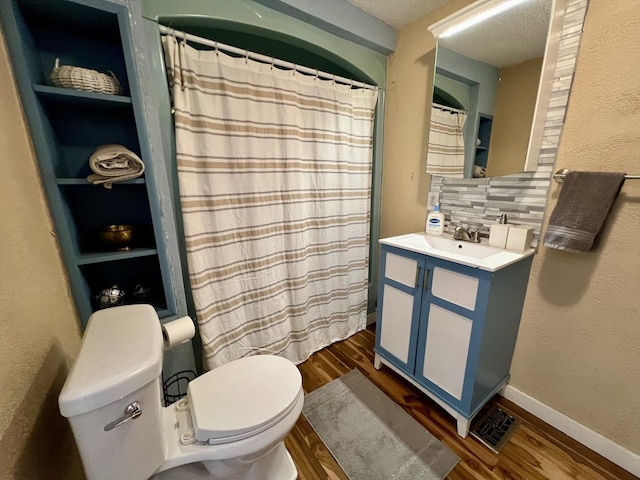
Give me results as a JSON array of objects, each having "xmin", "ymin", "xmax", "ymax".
[{"xmin": 543, "ymin": 171, "xmax": 625, "ymax": 252}]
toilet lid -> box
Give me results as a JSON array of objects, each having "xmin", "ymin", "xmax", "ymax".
[{"xmin": 188, "ymin": 355, "xmax": 302, "ymax": 443}]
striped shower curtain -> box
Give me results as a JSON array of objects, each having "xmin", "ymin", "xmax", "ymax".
[
  {"xmin": 426, "ymin": 106, "xmax": 467, "ymax": 178},
  {"xmin": 162, "ymin": 37, "xmax": 378, "ymax": 370}
]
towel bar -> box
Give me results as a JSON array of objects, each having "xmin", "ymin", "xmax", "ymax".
[{"xmin": 553, "ymin": 168, "xmax": 640, "ymax": 183}]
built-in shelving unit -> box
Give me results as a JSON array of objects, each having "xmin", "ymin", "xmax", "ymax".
[
  {"xmin": 474, "ymin": 114, "xmax": 493, "ymax": 169},
  {"xmin": 1, "ymin": 0, "xmax": 184, "ymax": 326}
]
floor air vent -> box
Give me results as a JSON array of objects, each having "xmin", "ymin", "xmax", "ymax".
[{"xmin": 470, "ymin": 406, "xmax": 520, "ymax": 453}]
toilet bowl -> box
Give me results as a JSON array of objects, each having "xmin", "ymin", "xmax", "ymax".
[{"xmin": 58, "ymin": 305, "xmax": 303, "ymax": 480}]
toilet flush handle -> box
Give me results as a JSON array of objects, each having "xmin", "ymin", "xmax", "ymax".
[{"xmin": 103, "ymin": 401, "xmax": 142, "ymax": 432}]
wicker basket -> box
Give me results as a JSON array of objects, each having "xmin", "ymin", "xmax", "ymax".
[{"xmin": 50, "ymin": 58, "xmax": 123, "ymax": 95}]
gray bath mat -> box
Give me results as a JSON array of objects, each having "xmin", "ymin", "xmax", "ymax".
[{"xmin": 302, "ymin": 369, "xmax": 459, "ymax": 480}]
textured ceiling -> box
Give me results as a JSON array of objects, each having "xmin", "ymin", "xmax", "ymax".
[
  {"xmin": 345, "ymin": 0, "xmax": 552, "ymax": 68},
  {"xmin": 440, "ymin": 0, "xmax": 552, "ymax": 68},
  {"xmin": 344, "ymin": 0, "xmax": 454, "ymax": 29}
]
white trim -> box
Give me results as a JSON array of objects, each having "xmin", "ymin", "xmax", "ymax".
[
  {"xmin": 502, "ymin": 385, "xmax": 640, "ymax": 477},
  {"xmin": 524, "ymin": 0, "xmax": 566, "ymax": 171}
]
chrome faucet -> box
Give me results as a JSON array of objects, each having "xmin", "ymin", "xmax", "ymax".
[{"xmin": 453, "ymin": 226, "xmax": 481, "ymax": 243}]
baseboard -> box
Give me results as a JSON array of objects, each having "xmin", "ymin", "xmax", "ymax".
[
  {"xmin": 366, "ymin": 312, "xmax": 377, "ymax": 325},
  {"xmin": 502, "ymin": 385, "xmax": 640, "ymax": 477}
]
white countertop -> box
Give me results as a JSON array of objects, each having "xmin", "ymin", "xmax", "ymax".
[{"xmin": 379, "ymin": 232, "xmax": 535, "ymax": 272}]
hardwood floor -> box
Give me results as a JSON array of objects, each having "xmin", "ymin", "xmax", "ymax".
[{"xmin": 285, "ymin": 326, "xmax": 637, "ymax": 480}]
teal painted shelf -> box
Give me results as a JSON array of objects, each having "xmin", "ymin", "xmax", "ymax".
[
  {"xmin": 76, "ymin": 248, "xmax": 158, "ymax": 265},
  {"xmin": 56, "ymin": 178, "xmax": 145, "ymax": 185},
  {"xmin": 156, "ymin": 308, "xmax": 174, "ymax": 320},
  {"xmin": 33, "ymin": 84, "xmax": 132, "ymax": 107}
]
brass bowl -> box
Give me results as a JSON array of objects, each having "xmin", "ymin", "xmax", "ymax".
[{"xmin": 96, "ymin": 224, "xmax": 136, "ymax": 251}]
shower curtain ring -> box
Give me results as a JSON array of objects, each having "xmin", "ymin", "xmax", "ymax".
[
  {"xmin": 244, "ymin": 50, "xmax": 249, "ymax": 64},
  {"xmin": 270, "ymin": 57, "xmax": 274, "ymax": 70},
  {"xmin": 214, "ymin": 41, "xmax": 219, "ymax": 56},
  {"xmin": 314, "ymin": 69, "xmax": 319, "ymax": 80}
]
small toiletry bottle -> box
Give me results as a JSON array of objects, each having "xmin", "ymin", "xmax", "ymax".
[
  {"xmin": 426, "ymin": 204, "xmax": 445, "ymax": 236},
  {"xmin": 489, "ymin": 214, "xmax": 509, "ymax": 248}
]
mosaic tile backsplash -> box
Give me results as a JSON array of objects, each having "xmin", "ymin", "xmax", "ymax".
[{"xmin": 429, "ymin": 0, "xmax": 589, "ymax": 248}]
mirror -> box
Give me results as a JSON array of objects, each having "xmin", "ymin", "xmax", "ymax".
[{"xmin": 426, "ymin": 0, "xmax": 553, "ymax": 178}]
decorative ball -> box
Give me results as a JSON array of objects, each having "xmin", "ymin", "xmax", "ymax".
[
  {"xmin": 96, "ymin": 284, "xmax": 125, "ymax": 309},
  {"xmin": 132, "ymin": 284, "xmax": 150, "ymax": 302}
]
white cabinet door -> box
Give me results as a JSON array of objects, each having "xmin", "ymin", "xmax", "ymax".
[
  {"xmin": 385, "ymin": 252, "xmax": 419, "ymax": 287},
  {"xmin": 421, "ymin": 304, "xmax": 472, "ymax": 400},
  {"xmin": 377, "ymin": 251, "xmax": 422, "ymax": 368},
  {"xmin": 379, "ymin": 284, "xmax": 416, "ymax": 363},
  {"xmin": 431, "ymin": 266, "xmax": 479, "ymax": 311}
]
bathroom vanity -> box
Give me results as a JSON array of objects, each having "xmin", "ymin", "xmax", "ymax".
[{"xmin": 374, "ymin": 233, "xmax": 534, "ymax": 436}]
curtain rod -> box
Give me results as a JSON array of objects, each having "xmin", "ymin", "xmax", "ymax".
[
  {"xmin": 553, "ymin": 168, "xmax": 640, "ymax": 183},
  {"xmin": 158, "ymin": 25, "xmax": 377, "ymax": 91},
  {"xmin": 433, "ymin": 102, "xmax": 466, "ymax": 114}
]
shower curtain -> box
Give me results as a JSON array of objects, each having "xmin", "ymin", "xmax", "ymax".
[
  {"xmin": 162, "ymin": 36, "xmax": 378, "ymax": 369},
  {"xmin": 426, "ymin": 106, "xmax": 467, "ymax": 178}
]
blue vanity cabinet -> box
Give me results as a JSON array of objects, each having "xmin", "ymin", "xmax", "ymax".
[
  {"xmin": 0, "ymin": 0, "xmax": 186, "ymax": 327},
  {"xmin": 374, "ymin": 243, "xmax": 533, "ymax": 437}
]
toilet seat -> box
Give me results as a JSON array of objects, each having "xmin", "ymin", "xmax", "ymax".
[{"xmin": 187, "ymin": 355, "xmax": 302, "ymax": 444}]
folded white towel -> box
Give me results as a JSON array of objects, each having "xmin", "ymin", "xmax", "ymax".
[
  {"xmin": 473, "ymin": 165, "xmax": 487, "ymax": 178},
  {"xmin": 86, "ymin": 144, "xmax": 145, "ymax": 188}
]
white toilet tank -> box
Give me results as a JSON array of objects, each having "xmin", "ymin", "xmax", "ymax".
[{"xmin": 59, "ymin": 305, "xmax": 166, "ymax": 480}]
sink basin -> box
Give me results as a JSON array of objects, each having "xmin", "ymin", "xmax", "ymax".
[
  {"xmin": 420, "ymin": 235, "xmax": 504, "ymax": 259},
  {"xmin": 380, "ymin": 233, "xmax": 535, "ymax": 272}
]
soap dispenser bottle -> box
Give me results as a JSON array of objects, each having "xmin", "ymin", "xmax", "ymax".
[
  {"xmin": 489, "ymin": 214, "xmax": 510, "ymax": 248},
  {"xmin": 426, "ymin": 203, "xmax": 445, "ymax": 236}
]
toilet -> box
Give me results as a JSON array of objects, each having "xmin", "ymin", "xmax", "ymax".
[{"xmin": 58, "ymin": 304, "xmax": 303, "ymax": 480}]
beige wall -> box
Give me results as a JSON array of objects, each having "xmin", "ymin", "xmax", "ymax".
[
  {"xmin": 510, "ymin": 0, "xmax": 640, "ymax": 453},
  {"xmin": 0, "ymin": 29, "xmax": 84, "ymax": 478},
  {"xmin": 384, "ymin": 0, "xmax": 640, "ymax": 457},
  {"xmin": 381, "ymin": 0, "xmax": 473, "ymax": 238},
  {"xmin": 486, "ymin": 57, "xmax": 542, "ymax": 177}
]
